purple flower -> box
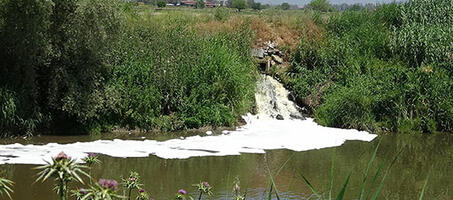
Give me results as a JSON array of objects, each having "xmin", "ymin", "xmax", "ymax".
[
  {"xmin": 139, "ymin": 189, "xmax": 145, "ymax": 193},
  {"xmin": 54, "ymin": 152, "xmax": 71, "ymax": 161},
  {"xmin": 98, "ymin": 179, "xmax": 118, "ymax": 191},
  {"xmin": 203, "ymin": 182, "xmax": 210, "ymax": 188},
  {"xmin": 87, "ymin": 152, "xmax": 96, "ymax": 157},
  {"xmin": 178, "ymin": 189, "xmax": 186, "ymax": 195},
  {"xmin": 79, "ymin": 188, "xmax": 87, "ymax": 195}
]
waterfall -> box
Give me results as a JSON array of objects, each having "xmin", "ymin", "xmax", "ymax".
[{"xmin": 255, "ymin": 74, "xmax": 304, "ymax": 120}]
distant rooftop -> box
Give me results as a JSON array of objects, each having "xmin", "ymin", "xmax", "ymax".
[{"xmin": 255, "ymin": 0, "xmax": 407, "ymax": 6}]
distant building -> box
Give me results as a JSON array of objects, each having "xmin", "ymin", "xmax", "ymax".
[
  {"xmin": 205, "ymin": 1, "xmax": 217, "ymax": 7},
  {"xmin": 180, "ymin": 0, "xmax": 196, "ymax": 6}
]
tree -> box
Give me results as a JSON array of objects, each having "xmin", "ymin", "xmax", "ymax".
[
  {"xmin": 156, "ymin": 0, "xmax": 166, "ymax": 8},
  {"xmin": 308, "ymin": 0, "xmax": 331, "ymax": 12},
  {"xmin": 281, "ymin": 2, "xmax": 290, "ymax": 10},
  {"xmin": 232, "ymin": 0, "xmax": 247, "ymax": 11},
  {"xmin": 247, "ymin": 0, "xmax": 254, "ymax": 8},
  {"xmin": 195, "ymin": 0, "xmax": 205, "ymax": 8},
  {"xmin": 251, "ymin": 2, "xmax": 262, "ymax": 10}
]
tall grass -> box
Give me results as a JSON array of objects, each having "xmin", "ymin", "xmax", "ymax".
[
  {"xmin": 297, "ymin": 140, "xmax": 404, "ymax": 200},
  {"xmin": 284, "ymin": 0, "xmax": 453, "ymax": 133}
]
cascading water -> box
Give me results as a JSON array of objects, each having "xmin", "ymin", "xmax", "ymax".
[
  {"xmin": 0, "ymin": 75, "xmax": 377, "ymax": 165},
  {"xmin": 254, "ymin": 74, "xmax": 304, "ymax": 120}
]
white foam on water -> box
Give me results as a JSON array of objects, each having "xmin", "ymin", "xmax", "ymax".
[
  {"xmin": 0, "ymin": 115, "xmax": 376, "ymax": 165},
  {"xmin": 0, "ymin": 75, "xmax": 377, "ymax": 165}
]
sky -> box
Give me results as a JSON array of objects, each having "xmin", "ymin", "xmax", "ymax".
[{"xmin": 256, "ymin": 0, "xmax": 406, "ymax": 6}]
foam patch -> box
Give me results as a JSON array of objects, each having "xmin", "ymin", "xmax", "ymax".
[{"xmin": 0, "ymin": 115, "xmax": 377, "ymax": 165}]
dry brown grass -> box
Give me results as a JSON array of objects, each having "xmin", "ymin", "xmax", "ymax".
[{"xmin": 194, "ymin": 13, "xmax": 324, "ymax": 52}]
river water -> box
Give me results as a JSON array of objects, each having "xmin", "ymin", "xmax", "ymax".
[{"xmin": 0, "ymin": 75, "xmax": 451, "ymax": 199}]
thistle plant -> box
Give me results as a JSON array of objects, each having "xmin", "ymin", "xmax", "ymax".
[
  {"xmin": 78, "ymin": 178, "xmax": 124, "ymax": 200},
  {"xmin": 175, "ymin": 189, "xmax": 193, "ymax": 200},
  {"xmin": 193, "ymin": 181, "xmax": 212, "ymax": 200},
  {"xmin": 35, "ymin": 152, "xmax": 90, "ymax": 200},
  {"xmin": 83, "ymin": 153, "xmax": 101, "ymax": 184},
  {"xmin": 122, "ymin": 171, "xmax": 143, "ymax": 200},
  {"xmin": 233, "ymin": 177, "xmax": 245, "ymax": 200},
  {"xmin": 0, "ymin": 174, "xmax": 14, "ymax": 199},
  {"xmin": 135, "ymin": 188, "xmax": 150, "ymax": 200}
]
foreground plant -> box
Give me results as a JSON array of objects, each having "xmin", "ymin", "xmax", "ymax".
[
  {"xmin": 233, "ymin": 177, "xmax": 246, "ymax": 200},
  {"xmin": 0, "ymin": 174, "xmax": 14, "ymax": 199},
  {"xmin": 75, "ymin": 178, "xmax": 124, "ymax": 200},
  {"xmin": 193, "ymin": 181, "xmax": 212, "ymax": 200},
  {"xmin": 83, "ymin": 153, "xmax": 101, "ymax": 184},
  {"xmin": 135, "ymin": 188, "xmax": 151, "ymax": 200},
  {"xmin": 122, "ymin": 171, "xmax": 143, "ymax": 200},
  {"xmin": 298, "ymin": 141, "xmax": 403, "ymax": 200},
  {"xmin": 175, "ymin": 189, "xmax": 193, "ymax": 200},
  {"xmin": 35, "ymin": 152, "xmax": 90, "ymax": 200}
]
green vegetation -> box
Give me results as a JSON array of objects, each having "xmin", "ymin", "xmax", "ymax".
[
  {"xmin": 307, "ymin": 0, "xmax": 332, "ymax": 12},
  {"xmin": 156, "ymin": 0, "xmax": 166, "ymax": 8},
  {"xmin": 0, "ymin": 1, "xmax": 256, "ymax": 136},
  {"xmin": 280, "ymin": 3, "xmax": 290, "ymax": 10},
  {"xmin": 195, "ymin": 0, "xmax": 205, "ymax": 9},
  {"xmin": 232, "ymin": 0, "xmax": 247, "ymax": 11},
  {"xmin": 0, "ymin": 173, "xmax": 13, "ymax": 199},
  {"xmin": 283, "ymin": 0, "xmax": 453, "ymax": 133}
]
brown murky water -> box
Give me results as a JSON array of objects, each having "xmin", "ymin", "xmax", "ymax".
[{"xmin": 1, "ymin": 133, "xmax": 452, "ymax": 200}]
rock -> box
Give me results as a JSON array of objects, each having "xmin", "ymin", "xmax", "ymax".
[
  {"xmin": 272, "ymin": 55, "xmax": 283, "ymax": 64},
  {"xmin": 271, "ymin": 60, "xmax": 276, "ymax": 66},
  {"xmin": 276, "ymin": 114, "xmax": 284, "ymax": 120},
  {"xmin": 251, "ymin": 48, "xmax": 265, "ymax": 58}
]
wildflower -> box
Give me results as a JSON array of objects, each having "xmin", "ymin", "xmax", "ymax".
[
  {"xmin": 203, "ymin": 182, "xmax": 210, "ymax": 188},
  {"xmin": 178, "ymin": 189, "xmax": 187, "ymax": 195},
  {"xmin": 54, "ymin": 152, "xmax": 71, "ymax": 161},
  {"xmin": 130, "ymin": 177, "xmax": 136, "ymax": 182},
  {"xmin": 80, "ymin": 188, "xmax": 87, "ymax": 195},
  {"xmin": 139, "ymin": 189, "xmax": 145, "ymax": 193},
  {"xmin": 98, "ymin": 179, "xmax": 118, "ymax": 191}
]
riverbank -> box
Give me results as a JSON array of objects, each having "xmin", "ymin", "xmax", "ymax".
[{"xmin": 1, "ymin": 1, "xmax": 452, "ymax": 137}]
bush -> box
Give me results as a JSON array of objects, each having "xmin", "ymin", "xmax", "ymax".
[
  {"xmin": 195, "ymin": 0, "xmax": 205, "ymax": 9},
  {"xmin": 156, "ymin": 0, "xmax": 166, "ymax": 8},
  {"xmin": 251, "ymin": 2, "xmax": 262, "ymax": 10},
  {"xmin": 307, "ymin": 0, "xmax": 331, "ymax": 12},
  {"xmin": 214, "ymin": 8, "xmax": 231, "ymax": 21},
  {"xmin": 315, "ymin": 78, "xmax": 375, "ymax": 130},
  {"xmin": 280, "ymin": 3, "xmax": 290, "ymax": 10},
  {"xmin": 232, "ymin": 0, "xmax": 247, "ymax": 11}
]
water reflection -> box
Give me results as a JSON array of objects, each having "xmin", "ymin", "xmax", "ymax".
[{"xmin": 1, "ymin": 134, "xmax": 452, "ymax": 200}]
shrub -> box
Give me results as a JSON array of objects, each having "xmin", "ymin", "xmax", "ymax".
[
  {"xmin": 214, "ymin": 8, "xmax": 231, "ymax": 21},
  {"xmin": 315, "ymin": 77, "xmax": 376, "ymax": 130},
  {"xmin": 195, "ymin": 0, "xmax": 205, "ymax": 9},
  {"xmin": 280, "ymin": 3, "xmax": 290, "ymax": 10},
  {"xmin": 232, "ymin": 0, "xmax": 247, "ymax": 11},
  {"xmin": 157, "ymin": 0, "xmax": 166, "ymax": 8},
  {"xmin": 307, "ymin": 0, "xmax": 331, "ymax": 12},
  {"xmin": 251, "ymin": 2, "xmax": 262, "ymax": 10}
]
